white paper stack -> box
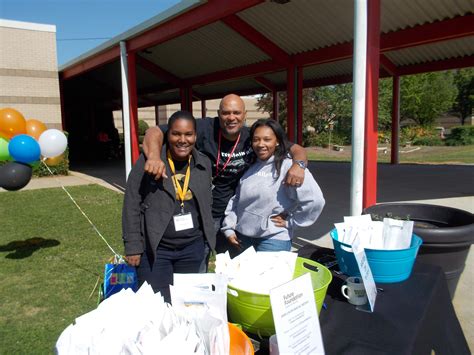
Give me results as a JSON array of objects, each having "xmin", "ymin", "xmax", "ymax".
[
  {"xmin": 215, "ymin": 247, "xmax": 298, "ymax": 295},
  {"xmin": 171, "ymin": 273, "xmax": 230, "ymax": 355},
  {"xmin": 56, "ymin": 281, "xmax": 228, "ymax": 355},
  {"xmin": 335, "ymin": 215, "xmax": 413, "ymax": 250}
]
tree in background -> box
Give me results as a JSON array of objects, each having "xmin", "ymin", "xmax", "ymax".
[
  {"xmin": 257, "ymin": 70, "xmax": 459, "ymax": 146},
  {"xmin": 377, "ymin": 78, "xmax": 393, "ymax": 131},
  {"xmin": 399, "ymin": 71, "xmax": 457, "ymax": 127},
  {"xmin": 309, "ymin": 84, "xmax": 353, "ymax": 134},
  {"xmin": 256, "ymin": 91, "xmax": 288, "ymax": 131},
  {"xmin": 452, "ymin": 68, "xmax": 474, "ymax": 125},
  {"xmin": 256, "ymin": 85, "xmax": 353, "ymax": 134}
]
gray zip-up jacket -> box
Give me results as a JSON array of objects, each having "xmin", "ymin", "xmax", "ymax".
[
  {"xmin": 221, "ymin": 156, "xmax": 325, "ymax": 241},
  {"xmin": 122, "ymin": 149, "xmax": 215, "ymax": 261}
]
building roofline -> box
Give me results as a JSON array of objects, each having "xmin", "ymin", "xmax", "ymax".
[
  {"xmin": 0, "ymin": 18, "xmax": 56, "ymax": 33},
  {"xmin": 58, "ymin": 0, "xmax": 202, "ymax": 71}
]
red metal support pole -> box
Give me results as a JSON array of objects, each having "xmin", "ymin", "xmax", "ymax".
[
  {"xmin": 127, "ymin": 51, "xmax": 140, "ymax": 164},
  {"xmin": 201, "ymin": 99, "xmax": 206, "ymax": 118},
  {"xmin": 272, "ymin": 90, "xmax": 279, "ymax": 121},
  {"xmin": 180, "ymin": 87, "xmax": 193, "ymax": 111},
  {"xmin": 297, "ymin": 66, "xmax": 303, "ymax": 145},
  {"xmin": 155, "ymin": 105, "xmax": 160, "ymax": 126},
  {"xmin": 188, "ymin": 87, "xmax": 193, "ymax": 112},
  {"xmin": 363, "ymin": 0, "xmax": 380, "ymax": 209},
  {"xmin": 391, "ymin": 75, "xmax": 400, "ymax": 164},
  {"xmin": 287, "ymin": 64, "xmax": 295, "ymax": 142},
  {"xmin": 180, "ymin": 87, "xmax": 186, "ymax": 110}
]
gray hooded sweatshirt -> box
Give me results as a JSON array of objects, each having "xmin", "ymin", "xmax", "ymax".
[{"xmin": 221, "ymin": 156, "xmax": 325, "ymax": 241}]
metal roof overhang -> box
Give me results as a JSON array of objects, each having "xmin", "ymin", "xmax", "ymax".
[
  {"xmin": 59, "ymin": 0, "xmax": 474, "ymax": 109},
  {"xmin": 59, "ymin": 0, "xmax": 473, "ymax": 212}
]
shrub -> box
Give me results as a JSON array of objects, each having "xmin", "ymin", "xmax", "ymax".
[
  {"xmin": 304, "ymin": 131, "xmax": 348, "ymax": 148},
  {"xmin": 445, "ymin": 126, "xmax": 474, "ymax": 146},
  {"xmin": 378, "ymin": 131, "xmax": 391, "ymax": 144},
  {"xmin": 138, "ymin": 120, "xmax": 149, "ymax": 136},
  {"xmin": 412, "ymin": 136, "xmax": 444, "ymax": 146},
  {"xmin": 33, "ymin": 148, "xmax": 70, "ymax": 177},
  {"xmin": 400, "ymin": 126, "xmax": 444, "ymax": 146}
]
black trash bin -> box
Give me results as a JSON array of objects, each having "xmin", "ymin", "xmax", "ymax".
[{"xmin": 364, "ymin": 203, "xmax": 474, "ymax": 299}]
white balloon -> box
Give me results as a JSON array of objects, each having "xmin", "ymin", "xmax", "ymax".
[{"xmin": 38, "ymin": 129, "xmax": 68, "ymax": 158}]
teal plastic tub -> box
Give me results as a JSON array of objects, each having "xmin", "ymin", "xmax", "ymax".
[
  {"xmin": 227, "ymin": 257, "xmax": 332, "ymax": 336},
  {"xmin": 330, "ymin": 229, "xmax": 422, "ymax": 283}
]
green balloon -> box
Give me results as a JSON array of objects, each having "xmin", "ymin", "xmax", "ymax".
[{"xmin": 0, "ymin": 137, "xmax": 11, "ymax": 161}]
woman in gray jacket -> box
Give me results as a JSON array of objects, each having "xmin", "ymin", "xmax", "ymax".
[
  {"xmin": 122, "ymin": 111, "xmax": 215, "ymax": 302},
  {"xmin": 221, "ymin": 119, "xmax": 325, "ymax": 252}
]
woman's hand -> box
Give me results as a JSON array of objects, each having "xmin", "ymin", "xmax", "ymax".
[
  {"xmin": 227, "ymin": 234, "xmax": 241, "ymax": 249},
  {"xmin": 126, "ymin": 254, "xmax": 141, "ymax": 266},
  {"xmin": 271, "ymin": 213, "xmax": 288, "ymax": 228}
]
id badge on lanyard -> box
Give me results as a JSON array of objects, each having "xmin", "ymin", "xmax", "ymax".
[
  {"xmin": 173, "ymin": 212, "xmax": 194, "ymax": 231},
  {"xmin": 168, "ymin": 151, "xmax": 194, "ymax": 232}
]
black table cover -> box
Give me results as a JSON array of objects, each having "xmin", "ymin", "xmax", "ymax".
[{"xmin": 252, "ymin": 246, "xmax": 470, "ymax": 354}]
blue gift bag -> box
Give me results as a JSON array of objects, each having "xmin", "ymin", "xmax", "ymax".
[{"xmin": 103, "ymin": 261, "xmax": 138, "ymax": 299}]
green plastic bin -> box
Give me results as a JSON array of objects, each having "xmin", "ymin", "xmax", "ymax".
[{"xmin": 227, "ymin": 257, "xmax": 332, "ymax": 336}]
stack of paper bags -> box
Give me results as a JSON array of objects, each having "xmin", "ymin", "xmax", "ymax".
[
  {"xmin": 171, "ymin": 273, "xmax": 229, "ymax": 355},
  {"xmin": 335, "ymin": 215, "xmax": 414, "ymax": 250},
  {"xmin": 215, "ymin": 247, "xmax": 298, "ymax": 295},
  {"xmin": 56, "ymin": 279, "xmax": 229, "ymax": 355}
]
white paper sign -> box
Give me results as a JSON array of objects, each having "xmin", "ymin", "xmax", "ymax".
[
  {"xmin": 352, "ymin": 236, "xmax": 377, "ymax": 311},
  {"xmin": 270, "ymin": 273, "xmax": 325, "ymax": 355}
]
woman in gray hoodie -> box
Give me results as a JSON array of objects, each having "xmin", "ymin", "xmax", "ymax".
[{"xmin": 221, "ymin": 119, "xmax": 325, "ymax": 252}]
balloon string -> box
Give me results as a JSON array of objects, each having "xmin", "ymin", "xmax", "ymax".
[{"xmin": 41, "ymin": 159, "xmax": 123, "ymax": 260}]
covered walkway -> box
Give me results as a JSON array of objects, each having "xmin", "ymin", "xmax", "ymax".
[{"xmin": 59, "ymin": 0, "xmax": 474, "ymax": 211}]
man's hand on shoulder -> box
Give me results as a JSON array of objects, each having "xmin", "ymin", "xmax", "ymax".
[
  {"xmin": 143, "ymin": 126, "xmax": 167, "ymax": 179},
  {"xmin": 284, "ymin": 161, "xmax": 306, "ymax": 187},
  {"xmin": 286, "ymin": 144, "xmax": 307, "ymax": 187},
  {"xmin": 144, "ymin": 158, "xmax": 168, "ymax": 180}
]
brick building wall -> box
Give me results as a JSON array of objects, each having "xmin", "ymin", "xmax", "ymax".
[{"xmin": 0, "ymin": 19, "xmax": 62, "ymax": 129}]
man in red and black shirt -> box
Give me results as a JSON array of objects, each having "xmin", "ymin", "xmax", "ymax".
[{"xmin": 142, "ymin": 94, "xmax": 308, "ymax": 267}]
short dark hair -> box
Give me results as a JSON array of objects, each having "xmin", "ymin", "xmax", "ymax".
[
  {"xmin": 250, "ymin": 118, "xmax": 290, "ymax": 178},
  {"xmin": 168, "ymin": 110, "xmax": 196, "ymax": 131}
]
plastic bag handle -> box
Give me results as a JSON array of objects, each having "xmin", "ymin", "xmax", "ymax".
[{"xmin": 302, "ymin": 262, "xmax": 319, "ymax": 273}]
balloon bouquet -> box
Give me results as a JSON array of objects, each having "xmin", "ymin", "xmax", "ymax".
[{"xmin": 0, "ymin": 108, "xmax": 68, "ymax": 191}]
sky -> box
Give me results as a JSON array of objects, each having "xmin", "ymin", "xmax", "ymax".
[{"xmin": 0, "ymin": 0, "xmax": 181, "ymax": 66}]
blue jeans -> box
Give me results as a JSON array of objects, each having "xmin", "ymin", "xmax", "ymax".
[
  {"xmin": 198, "ymin": 241, "xmax": 210, "ymax": 273},
  {"xmin": 238, "ymin": 233, "xmax": 292, "ymax": 252},
  {"xmin": 136, "ymin": 237, "xmax": 205, "ymax": 303}
]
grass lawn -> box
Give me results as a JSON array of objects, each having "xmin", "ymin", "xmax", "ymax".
[
  {"xmin": 306, "ymin": 145, "xmax": 474, "ymax": 164},
  {"xmin": 0, "ymin": 185, "xmax": 124, "ymax": 354}
]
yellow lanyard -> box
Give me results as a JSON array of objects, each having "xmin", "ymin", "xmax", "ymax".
[{"xmin": 167, "ymin": 150, "xmax": 191, "ymax": 212}]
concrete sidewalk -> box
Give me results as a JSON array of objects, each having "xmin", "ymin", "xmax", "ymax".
[{"xmin": 0, "ymin": 170, "xmax": 124, "ymax": 193}]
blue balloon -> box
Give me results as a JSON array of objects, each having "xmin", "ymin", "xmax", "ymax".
[{"xmin": 8, "ymin": 134, "xmax": 41, "ymax": 164}]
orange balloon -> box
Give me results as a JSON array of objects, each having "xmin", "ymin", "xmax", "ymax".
[
  {"xmin": 0, "ymin": 108, "xmax": 26, "ymax": 139},
  {"xmin": 44, "ymin": 153, "xmax": 64, "ymax": 166},
  {"xmin": 25, "ymin": 119, "xmax": 47, "ymax": 140}
]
